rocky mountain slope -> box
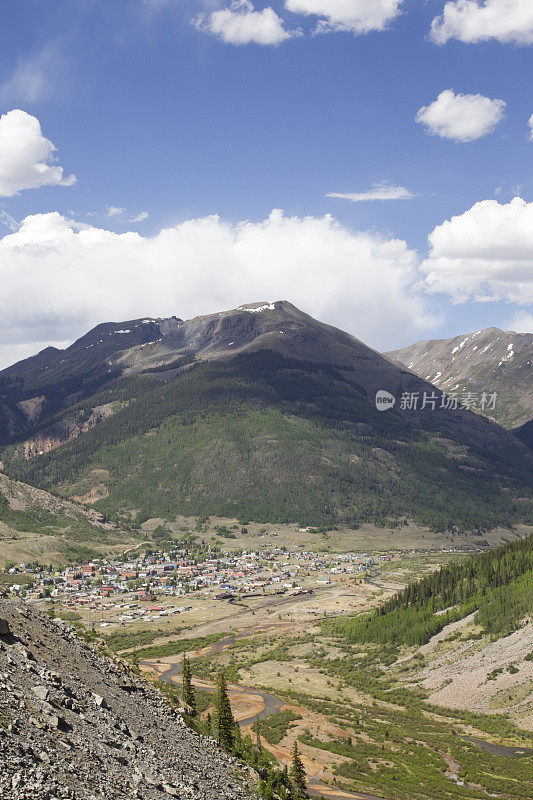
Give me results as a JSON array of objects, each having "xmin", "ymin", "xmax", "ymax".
[
  {"xmin": 386, "ymin": 328, "xmax": 533, "ymax": 428},
  {"xmin": 1, "ymin": 303, "xmax": 531, "ymax": 533},
  {"xmin": 0, "ymin": 595, "xmax": 253, "ymax": 800},
  {"xmin": 0, "ymin": 301, "xmax": 414, "ymax": 452},
  {"xmin": 413, "ymin": 613, "xmax": 533, "ymax": 730}
]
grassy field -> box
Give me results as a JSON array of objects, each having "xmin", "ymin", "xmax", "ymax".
[
  {"xmin": 4, "ymin": 500, "xmax": 528, "ymax": 567},
  {"xmin": 148, "ymin": 515, "xmax": 532, "ymax": 554}
]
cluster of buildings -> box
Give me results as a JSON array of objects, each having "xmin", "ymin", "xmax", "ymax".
[{"xmin": 3, "ymin": 542, "xmax": 390, "ymax": 624}]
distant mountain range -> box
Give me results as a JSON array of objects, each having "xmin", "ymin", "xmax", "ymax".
[
  {"xmin": 387, "ymin": 328, "xmax": 533, "ymax": 429},
  {"xmin": 0, "ymin": 302, "xmax": 531, "ymax": 533}
]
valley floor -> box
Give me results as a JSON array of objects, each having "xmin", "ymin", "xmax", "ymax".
[
  {"xmin": 135, "ymin": 598, "xmax": 533, "ymax": 800},
  {"xmin": 4, "ymin": 524, "xmax": 532, "ymax": 800},
  {"xmin": 125, "ymin": 564, "xmax": 532, "ymax": 800}
]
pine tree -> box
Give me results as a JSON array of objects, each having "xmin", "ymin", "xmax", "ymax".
[
  {"xmin": 233, "ymin": 719, "xmax": 243, "ymax": 755},
  {"xmin": 182, "ymin": 654, "xmax": 196, "ymax": 716},
  {"xmin": 256, "ymin": 720, "xmax": 263, "ymax": 754},
  {"xmin": 289, "ymin": 742, "xmax": 308, "ymax": 799},
  {"xmin": 215, "ymin": 670, "xmax": 235, "ymax": 750}
]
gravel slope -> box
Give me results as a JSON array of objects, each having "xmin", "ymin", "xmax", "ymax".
[{"xmin": 0, "ymin": 596, "xmax": 255, "ymax": 800}]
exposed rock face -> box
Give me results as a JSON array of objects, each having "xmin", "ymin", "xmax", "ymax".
[
  {"xmin": 0, "ymin": 597, "xmax": 253, "ymax": 799},
  {"xmin": 387, "ymin": 328, "xmax": 533, "ymax": 428},
  {"xmin": 14, "ymin": 403, "xmax": 123, "ymax": 460},
  {"xmin": 16, "ymin": 396, "xmax": 46, "ymax": 424}
]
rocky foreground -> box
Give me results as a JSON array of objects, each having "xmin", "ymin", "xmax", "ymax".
[{"xmin": 0, "ymin": 596, "xmax": 254, "ymax": 800}]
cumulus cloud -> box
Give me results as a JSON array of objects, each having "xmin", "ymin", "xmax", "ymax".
[
  {"xmin": 528, "ymin": 113, "xmax": 533, "ymax": 140},
  {"xmin": 430, "ymin": 0, "xmax": 533, "ymax": 46},
  {"xmin": 421, "ymin": 197, "xmax": 533, "ymax": 304},
  {"xmin": 106, "ymin": 206, "xmax": 126, "ymax": 217},
  {"xmin": 285, "ymin": 0, "xmax": 403, "ymax": 35},
  {"xmin": 326, "ymin": 183, "xmax": 417, "ymax": 202},
  {"xmin": 0, "ymin": 110, "xmax": 75, "ymax": 197},
  {"xmin": 193, "ymin": 1, "xmax": 294, "ymax": 45},
  {"xmin": 415, "ymin": 89, "xmax": 505, "ymax": 142},
  {"xmin": 0, "ymin": 209, "xmax": 436, "ymax": 368}
]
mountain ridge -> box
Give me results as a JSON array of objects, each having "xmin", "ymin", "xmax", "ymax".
[
  {"xmin": 1, "ymin": 301, "xmax": 403, "ymax": 388},
  {"xmin": 386, "ymin": 327, "xmax": 533, "ymax": 429},
  {"xmin": 0, "ymin": 302, "xmax": 531, "ymax": 533},
  {"xmin": 2, "ymin": 303, "xmax": 529, "ymax": 445}
]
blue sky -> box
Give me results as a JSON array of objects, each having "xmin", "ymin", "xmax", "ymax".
[{"xmin": 0, "ymin": 0, "xmax": 532, "ymax": 366}]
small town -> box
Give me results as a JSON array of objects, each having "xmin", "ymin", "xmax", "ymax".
[{"xmin": 3, "ymin": 538, "xmax": 395, "ymax": 629}]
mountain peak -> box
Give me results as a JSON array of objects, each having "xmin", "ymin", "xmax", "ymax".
[
  {"xmin": 387, "ymin": 327, "xmax": 533, "ymax": 428},
  {"xmin": 1, "ymin": 302, "xmax": 531, "ymax": 534}
]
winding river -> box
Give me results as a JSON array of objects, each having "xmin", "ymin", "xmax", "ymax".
[
  {"xmin": 142, "ymin": 640, "xmax": 386, "ymax": 800},
  {"xmin": 459, "ymin": 735, "xmax": 532, "ymax": 758},
  {"xmin": 141, "ymin": 637, "xmax": 531, "ymax": 800}
]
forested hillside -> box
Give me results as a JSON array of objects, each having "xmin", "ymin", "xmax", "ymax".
[
  {"xmin": 2, "ymin": 350, "xmax": 532, "ymax": 532},
  {"xmin": 336, "ymin": 534, "xmax": 533, "ymax": 646},
  {"xmin": 515, "ymin": 420, "xmax": 533, "ymax": 449}
]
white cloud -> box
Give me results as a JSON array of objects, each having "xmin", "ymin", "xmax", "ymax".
[
  {"xmin": 504, "ymin": 310, "xmax": 533, "ymax": 333},
  {"xmin": 0, "ymin": 44, "xmax": 63, "ymax": 105},
  {"xmin": 415, "ymin": 89, "xmax": 505, "ymax": 142},
  {"xmin": 0, "ymin": 210, "xmax": 19, "ymax": 232},
  {"xmin": 421, "ymin": 197, "xmax": 533, "ymax": 304},
  {"xmin": 285, "ymin": 0, "xmax": 403, "ymax": 34},
  {"xmin": 528, "ymin": 113, "xmax": 533, "ymax": 140},
  {"xmin": 0, "ymin": 209, "xmax": 436, "ymax": 368},
  {"xmin": 430, "ymin": 0, "xmax": 533, "ymax": 46},
  {"xmin": 326, "ymin": 183, "xmax": 417, "ymax": 202},
  {"xmin": 0, "ymin": 110, "xmax": 76, "ymax": 197},
  {"xmin": 105, "ymin": 208, "xmax": 149, "ymax": 222},
  {"xmin": 131, "ymin": 211, "xmax": 149, "ymax": 222},
  {"xmin": 193, "ymin": 1, "xmax": 294, "ymax": 45}
]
